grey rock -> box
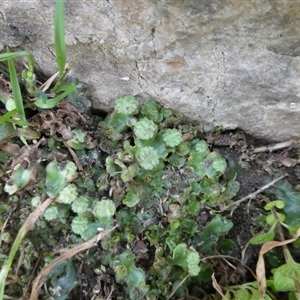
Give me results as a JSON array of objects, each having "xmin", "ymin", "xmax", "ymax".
[{"xmin": 1, "ymin": 0, "xmax": 300, "ymax": 141}]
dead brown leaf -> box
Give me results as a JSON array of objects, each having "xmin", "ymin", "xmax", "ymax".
[
  {"xmin": 256, "ymin": 227, "xmax": 300, "ymax": 297},
  {"xmin": 211, "ymin": 273, "xmax": 229, "ymax": 300}
]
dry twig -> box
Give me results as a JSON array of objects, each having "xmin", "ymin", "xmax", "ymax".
[
  {"xmin": 220, "ymin": 174, "xmax": 286, "ymax": 212},
  {"xmin": 167, "ymin": 274, "xmax": 189, "ymax": 300},
  {"xmin": 253, "ymin": 139, "xmax": 299, "ymax": 153}
]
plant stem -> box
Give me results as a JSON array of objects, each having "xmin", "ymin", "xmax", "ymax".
[{"xmin": 0, "ymin": 198, "xmax": 53, "ymax": 299}]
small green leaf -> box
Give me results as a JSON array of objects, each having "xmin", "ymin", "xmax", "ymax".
[
  {"xmin": 93, "ymin": 199, "xmax": 116, "ymax": 219},
  {"xmin": 167, "ymin": 153, "xmax": 186, "ymax": 168},
  {"xmin": 140, "ymin": 99, "xmax": 163, "ymax": 123},
  {"xmin": 181, "ymin": 218, "xmax": 198, "ymax": 236},
  {"xmin": 225, "ymin": 180, "xmax": 240, "ymax": 198},
  {"xmin": 136, "ymin": 146, "xmax": 160, "ymax": 170},
  {"xmin": 114, "ymin": 250, "xmax": 149, "ymax": 298},
  {"xmin": 186, "ymin": 199, "xmax": 201, "ymax": 215},
  {"xmin": 35, "ymin": 90, "xmax": 48, "ymax": 104},
  {"xmin": 273, "ymin": 260, "xmax": 300, "ymax": 292},
  {"xmin": 71, "ymin": 196, "xmax": 90, "ymax": 214},
  {"xmin": 106, "ymin": 156, "xmax": 121, "ymax": 175},
  {"xmin": 199, "ymin": 152, "xmax": 227, "ymax": 179},
  {"xmin": 248, "ymin": 285, "xmax": 263, "ymax": 300},
  {"xmin": 224, "ymin": 290, "xmax": 232, "ymax": 300},
  {"xmin": 114, "ymin": 95, "xmax": 139, "ymax": 115},
  {"xmin": 71, "ymin": 216, "xmax": 89, "ymax": 236},
  {"xmin": 265, "ymin": 214, "xmax": 276, "ymax": 226},
  {"xmin": 274, "ymin": 180, "xmax": 300, "ymax": 226},
  {"xmin": 176, "ymin": 142, "xmax": 190, "ymax": 156},
  {"xmin": 187, "ymin": 251, "xmax": 200, "ymax": 276},
  {"xmin": 135, "ymin": 135, "xmax": 169, "ymax": 159},
  {"xmin": 161, "ymin": 107, "xmax": 172, "ymax": 118},
  {"xmin": 266, "ymin": 212, "xmax": 285, "ymax": 226},
  {"xmin": 101, "ymin": 112, "xmax": 132, "ymax": 138},
  {"xmin": 171, "ymin": 219, "xmax": 181, "ymax": 230},
  {"xmin": 4, "ymin": 166, "xmax": 35, "ymax": 195},
  {"xmin": 234, "ymin": 289, "xmax": 251, "ymax": 300},
  {"xmin": 66, "ymin": 129, "xmax": 92, "ymax": 150},
  {"xmin": 45, "ymin": 161, "xmax": 77, "ymax": 197},
  {"xmin": 57, "ymin": 184, "xmax": 78, "ymax": 204},
  {"xmin": 193, "ymin": 215, "xmax": 233, "ymax": 255},
  {"xmin": 35, "ymin": 84, "xmax": 76, "ymax": 108},
  {"xmin": 212, "ymin": 156, "xmax": 227, "ymax": 173},
  {"xmin": 123, "ymin": 191, "xmax": 140, "ymax": 207},
  {"xmin": 44, "ymin": 206, "xmax": 59, "ymax": 221},
  {"xmin": 250, "ymin": 230, "xmax": 275, "ymax": 244},
  {"xmin": 115, "ymin": 265, "xmax": 128, "ymax": 281},
  {"xmin": 50, "ymin": 260, "xmax": 77, "ymax": 300},
  {"xmin": 165, "ymin": 235, "xmax": 177, "ymax": 251},
  {"xmin": 195, "ymin": 140, "xmax": 210, "ymax": 155},
  {"xmin": 287, "ymin": 224, "xmax": 300, "ymax": 236},
  {"xmin": 82, "ymin": 222, "xmax": 102, "ymax": 241},
  {"xmin": 0, "ymin": 117, "xmax": 19, "ymax": 134},
  {"xmin": 170, "ymin": 243, "xmax": 188, "ymax": 270},
  {"xmin": 133, "ymin": 117, "xmax": 158, "ymax": 140},
  {"xmin": 265, "ymin": 200, "xmax": 285, "ymax": 210},
  {"xmin": 187, "ymin": 145, "xmax": 211, "ymax": 177},
  {"xmin": 31, "ymin": 196, "xmax": 42, "ymax": 208},
  {"xmin": 162, "ymin": 129, "xmax": 182, "ymax": 147}
]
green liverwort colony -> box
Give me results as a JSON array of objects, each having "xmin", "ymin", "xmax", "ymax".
[{"xmin": 3, "ymin": 95, "xmax": 240, "ymax": 299}]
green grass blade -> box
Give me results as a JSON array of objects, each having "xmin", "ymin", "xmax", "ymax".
[
  {"xmin": 54, "ymin": 0, "xmax": 66, "ymax": 75},
  {"xmin": 52, "ymin": 54, "xmax": 79, "ymax": 93},
  {"xmin": 0, "ymin": 51, "xmax": 30, "ymax": 61},
  {"xmin": 7, "ymin": 56, "xmax": 27, "ymax": 127},
  {"xmin": 0, "ymin": 50, "xmax": 35, "ymax": 86},
  {"xmin": 0, "ymin": 109, "xmax": 24, "ymax": 126},
  {"xmin": 0, "ymin": 67, "xmax": 10, "ymax": 77},
  {"xmin": 0, "ymin": 199, "xmax": 53, "ymax": 299},
  {"xmin": 35, "ymin": 83, "xmax": 76, "ymax": 108},
  {"xmin": 0, "ymin": 51, "xmax": 35, "ymax": 73}
]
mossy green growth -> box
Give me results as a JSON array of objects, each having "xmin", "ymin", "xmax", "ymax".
[
  {"xmin": 47, "ymin": 260, "xmax": 77, "ymax": 300},
  {"xmin": 71, "ymin": 215, "xmax": 89, "ymax": 237},
  {"xmin": 44, "ymin": 206, "xmax": 59, "ymax": 221},
  {"xmin": 57, "ymin": 184, "xmax": 78, "ymax": 204},
  {"xmin": 92, "ymin": 199, "xmax": 116, "ymax": 220},
  {"xmin": 0, "ymin": 94, "xmax": 244, "ymax": 299},
  {"xmin": 140, "ymin": 99, "xmax": 163, "ymax": 123},
  {"xmin": 4, "ymin": 166, "xmax": 37, "ymax": 195},
  {"xmin": 45, "ymin": 160, "xmax": 77, "ymax": 198},
  {"xmin": 168, "ymin": 243, "xmax": 200, "ymax": 276},
  {"xmin": 162, "ymin": 128, "xmax": 182, "ymax": 147},
  {"xmin": 93, "ymin": 91, "xmax": 241, "ymax": 297},
  {"xmin": 114, "ymin": 95, "xmax": 139, "ymax": 115},
  {"xmin": 111, "ymin": 249, "xmax": 149, "ymax": 298},
  {"xmin": 71, "ymin": 196, "xmax": 90, "ymax": 214},
  {"xmin": 100, "ymin": 97, "xmax": 239, "ymax": 214},
  {"xmin": 192, "ymin": 215, "xmax": 233, "ymax": 255},
  {"xmin": 136, "ymin": 146, "xmax": 160, "ymax": 170},
  {"xmin": 133, "ymin": 117, "xmax": 158, "ymax": 140},
  {"xmin": 66, "ymin": 129, "xmax": 95, "ymax": 150}
]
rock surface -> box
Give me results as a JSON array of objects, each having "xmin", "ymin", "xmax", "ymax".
[{"xmin": 1, "ymin": 0, "xmax": 300, "ymax": 141}]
